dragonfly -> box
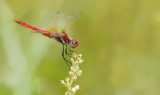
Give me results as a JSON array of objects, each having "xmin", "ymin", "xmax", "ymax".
[{"xmin": 13, "ymin": 12, "xmax": 81, "ymax": 67}]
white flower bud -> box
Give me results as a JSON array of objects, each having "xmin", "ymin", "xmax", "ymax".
[
  {"xmin": 71, "ymin": 58, "xmax": 74, "ymax": 62},
  {"xmin": 60, "ymin": 80, "xmax": 66, "ymax": 85},
  {"xmin": 79, "ymin": 59, "xmax": 84, "ymax": 64},
  {"xmin": 71, "ymin": 87, "xmax": 76, "ymax": 94},
  {"xmin": 71, "ymin": 85, "xmax": 80, "ymax": 94},
  {"xmin": 75, "ymin": 85, "xmax": 79, "ymax": 90},
  {"xmin": 74, "ymin": 66, "xmax": 79, "ymax": 70},
  {"xmin": 79, "ymin": 54, "xmax": 82, "ymax": 57},
  {"xmin": 69, "ymin": 71, "xmax": 73, "ymax": 76},
  {"xmin": 72, "ymin": 53, "xmax": 77, "ymax": 59},
  {"xmin": 65, "ymin": 92, "xmax": 68, "ymax": 95},
  {"xmin": 77, "ymin": 70, "xmax": 82, "ymax": 76},
  {"xmin": 73, "ymin": 69, "xmax": 78, "ymax": 73},
  {"xmin": 73, "ymin": 76, "xmax": 77, "ymax": 80},
  {"xmin": 79, "ymin": 70, "xmax": 82, "ymax": 74},
  {"xmin": 65, "ymin": 77, "xmax": 70, "ymax": 82}
]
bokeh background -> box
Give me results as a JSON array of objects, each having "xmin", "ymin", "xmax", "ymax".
[{"xmin": 1, "ymin": 0, "xmax": 160, "ymax": 95}]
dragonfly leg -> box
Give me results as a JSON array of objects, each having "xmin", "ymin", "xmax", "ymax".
[
  {"xmin": 65, "ymin": 45, "xmax": 72, "ymax": 57},
  {"xmin": 68, "ymin": 46, "xmax": 75, "ymax": 53},
  {"xmin": 62, "ymin": 44, "xmax": 72, "ymax": 68}
]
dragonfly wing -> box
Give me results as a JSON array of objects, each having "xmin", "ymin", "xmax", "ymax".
[
  {"xmin": 45, "ymin": 26, "xmax": 58, "ymax": 33},
  {"xmin": 61, "ymin": 11, "xmax": 81, "ymax": 32},
  {"xmin": 41, "ymin": 11, "xmax": 81, "ymax": 33},
  {"xmin": 30, "ymin": 11, "xmax": 60, "ymax": 34},
  {"xmin": 57, "ymin": 0, "xmax": 86, "ymax": 32},
  {"xmin": 28, "ymin": 11, "xmax": 59, "ymax": 33}
]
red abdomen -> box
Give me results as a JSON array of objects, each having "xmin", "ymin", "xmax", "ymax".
[
  {"xmin": 14, "ymin": 19, "xmax": 45, "ymax": 32},
  {"xmin": 14, "ymin": 19, "xmax": 53, "ymax": 38}
]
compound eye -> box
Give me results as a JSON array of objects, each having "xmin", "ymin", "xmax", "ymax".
[{"xmin": 70, "ymin": 42, "xmax": 74, "ymax": 48}]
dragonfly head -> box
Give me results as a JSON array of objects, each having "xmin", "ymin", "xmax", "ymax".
[{"xmin": 69, "ymin": 38, "xmax": 79, "ymax": 48}]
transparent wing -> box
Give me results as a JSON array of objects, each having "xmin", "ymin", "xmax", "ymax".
[
  {"xmin": 40, "ymin": 11, "xmax": 59, "ymax": 33},
  {"xmin": 60, "ymin": 12, "xmax": 81, "ymax": 32},
  {"xmin": 42, "ymin": 11, "xmax": 81, "ymax": 33},
  {"xmin": 30, "ymin": 11, "xmax": 59, "ymax": 33},
  {"xmin": 57, "ymin": 0, "xmax": 85, "ymax": 32},
  {"xmin": 31, "ymin": 0, "xmax": 85, "ymax": 33}
]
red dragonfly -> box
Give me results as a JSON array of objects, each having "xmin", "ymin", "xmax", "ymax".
[{"xmin": 13, "ymin": 12, "xmax": 81, "ymax": 67}]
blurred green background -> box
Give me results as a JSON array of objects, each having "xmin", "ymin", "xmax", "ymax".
[{"xmin": 1, "ymin": 0, "xmax": 160, "ymax": 95}]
